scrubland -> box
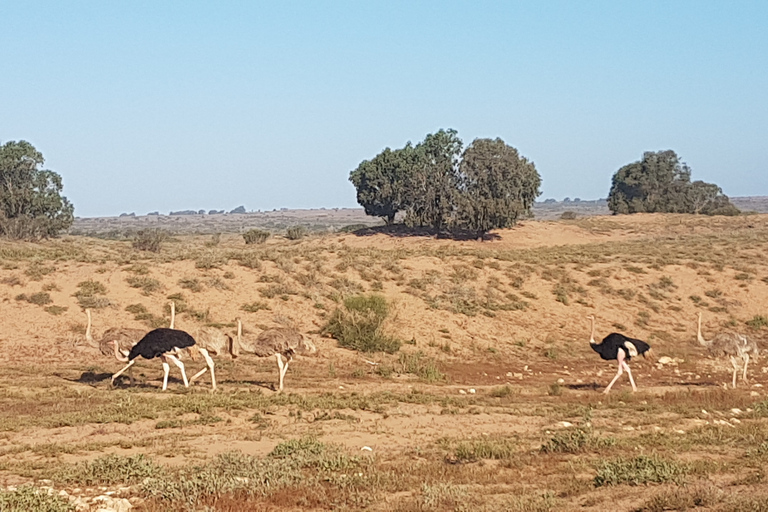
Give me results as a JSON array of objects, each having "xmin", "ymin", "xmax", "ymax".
[{"xmin": 1, "ymin": 213, "xmax": 768, "ymax": 511}]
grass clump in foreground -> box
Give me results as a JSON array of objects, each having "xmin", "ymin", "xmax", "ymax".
[
  {"xmin": 51, "ymin": 454, "xmax": 159, "ymax": 486},
  {"xmin": 441, "ymin": 435, "xmax": 518, "ymax": 462},
  {"xmin": 541, "ymin": 425, "xmax": 615, "ymax": 454},
  {"xmin": 594, "ymin": 455, "xmax": 687, "ymax": 487},
  {"xmin": 323, "ymin": 294, "xmax": 401, "ymax": 353},
  {"xmin": 0, "ymin": 486, "xmax": 73, "ymax": 512}
]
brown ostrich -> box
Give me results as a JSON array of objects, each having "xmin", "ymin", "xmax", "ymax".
[
  {"xmin": 697, "ymin": 312, "xmax": 759, "ymax": 388},
  {"xmin": 234, "ymin": 318, "xmax": 317, "ymax": 392}
]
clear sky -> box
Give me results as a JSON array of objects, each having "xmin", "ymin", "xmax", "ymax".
[{"xmin": 2, "ymin": 1, "xmax": 766, "ymax": 217}]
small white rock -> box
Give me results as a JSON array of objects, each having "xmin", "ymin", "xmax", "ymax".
[
  {"xmin": 731, "ymin": 408, "xmax": 742, "ymax": 415},
  {"xmin": 361, "ymin": 446, "xmax": 373, "ymax": 451},
  {"xmin": 558, "ymin": 421, "xmax": 573, "ymax": 428},
  {"xmin": 459, "ymin": 389, "xmax": 467, "ymax": 395},
  {"xmin": 701, "ymin": 409, "xmax": 709, "ymax": 415},
  {"xmin": 557, "ymin": 378, "xmax": 565, "ymax": 384},
  {"xmin": 468, "ymin": 388, "xmax": 476, "ymax": 394},
  {"xmin": 731, "ymin": 418, "xmax": 741, "ymax": 424}
]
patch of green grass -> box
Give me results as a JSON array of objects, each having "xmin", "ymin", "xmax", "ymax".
[
  {"xmin": 396, "ymin": 351, "xmax": 444, "ymax": 382},
  {"xmin": 594, "ymin": 455, "xmax": 687, "ymax": 487},
  {"xmin": 241, "ymin": 301, "xmax": 270, "ymax": 313},
  {"xmin": 541, "ymin": 426, "xmax": 615, "ymax": 454},
  {"xmin": 44, "ymin": 305, "xmax": 68, "ymax": 315},
  {"xmin": 15, "ymin": 292, "xmax": 52, "ymax": 306},
  {"xmin": 0, "ymin": 485, "xmax": 74, "ymax": 512},
  {"xmin": 126, "ymin": 276, "xmax": 163, "ymax": 295},
  {"xmin": 179, "ymin": 277, "xmax": 203, "ymax": 292},
  {"xmin": 51, "ymin": 454, "xmax": 159, "ymax": 486},
  {"xmin": 746, "ymin": 315, "xmax": 768, "ymax": 330},
  {"xmin": 441, "ymin": 435, "xmax": 517, "ymax": 462}
]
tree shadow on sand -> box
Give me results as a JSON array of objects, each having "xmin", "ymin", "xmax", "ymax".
[{"xmin": 349, "ymin": 224, "xmax": 501, "ymax": 241}]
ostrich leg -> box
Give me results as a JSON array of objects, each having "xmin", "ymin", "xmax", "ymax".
[{"xmin": 603, "ymin": 350, "xmax": 627, "ymax": 394}]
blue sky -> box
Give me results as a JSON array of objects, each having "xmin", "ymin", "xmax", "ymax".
[{"xmin": 2, "ymin": 1, "xmax": 766, "ymax": 217}]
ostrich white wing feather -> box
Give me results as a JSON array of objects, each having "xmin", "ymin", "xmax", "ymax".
[{"xmin": 624, "ymin": 342, "xmax": 638, "ymax": 358}]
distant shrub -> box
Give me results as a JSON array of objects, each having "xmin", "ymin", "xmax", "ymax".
[
  {"xmin": 746, "ymin": 315, "xmax": 768, "ymax": 330},
  {"xmin": 179, "ymin": 277, "xmax": 203, "ymax": 293},
  {"xmin": 286, "ymin": 225, "xmax": 308, "ymax": 240},
  {"xmin": 241, "ymin": 301, "xmax": 270, "ymax": 313},
  {"xmin": 45, "ymin": 305, "xmax": 67, "ymax": 315},
  {"xmin": 73, "ymin": 280, "xmax": 110, "ymax": 308},
  {"xmin": 15, "ymin": 292, "xmax": 52, "ymax": 306},
  {"xmin": 560, "ymin": 211, "xmax": 577, "ymax": 220},
  {"xmin": 132, "ymin": 228, "xmax": 169, "ymax": 252},
  {"xmin": 323, "ymin": 294, "xmax": 401, "ymax": 353},
  {"xmin": 243, "ymin": 229, "xmax": 270, "ymax": 245},
  {"xmin": 126, "ymin": 276, "xmax": 163, "ymax": 295}
]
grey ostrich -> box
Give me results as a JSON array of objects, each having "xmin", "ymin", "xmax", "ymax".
[
  {"xmin": 186, "ymin": 327, "xmax": 238, "ymax": 392},
  {"xmin": 697, "ymin": 312, "xmax": 758, "ymax": 388},
  {"xmin": 234, "ymin": 318, "xmax": 317, "ymax": 392},
  {"xmin": 166, "ymin": 300, "xmax": 238, "ymax": 391},
  {"xmin": 85, "ymin": 309, "xmax": 145, "ymax": 385}
]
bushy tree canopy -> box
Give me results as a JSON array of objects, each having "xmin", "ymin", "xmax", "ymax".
[
  {"xmin": 456, "ymin": 138, "xmax": 541, "ymax": 236},
  {"xmin": 349, "ymin": 144, "xmax": 416, "ymax": 225},
  {"xmin": 0, "ymin": 141, "xmax": 74, "ymax": 239},
  {"xmin": 404, "ymin": 129, "xmax": 463, "ymax": 230},
  {"xmin": 349, "ymin": 130, "xmax": 542, "ymax": 235},
  {"xmin": 608, "ymin": 150, "xmax": 738, "ymax": 216}
]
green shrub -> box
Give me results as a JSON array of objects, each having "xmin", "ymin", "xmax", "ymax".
[
  {"xmin": 15, "ymin": 292, "xmax": 53, "ymax": 306},
  {"xmin": 594, "ymin": 455, "xmax": 687, "ymax": 486},
  {"xmin": 52, "ymin": 454, "xmax": 159, "ymax": 486},
  {"xmin": 132, "ymin": 228, "xmax": 169, "ymax": 252},
  {"xmin": 541, "ymin": 426, "xmax": 614, "ymax": 454},
  {"xmin": 126, "ymin": 276, "xmax": 163, "ymax": 295},
  {"xmin": 243, "ymin": 228, "xmax": 270, "ymax": 245},
  {"xmin": 0, "ymin": 485, "xmax": 73, "ymax": 512},
  {"xmin": 323, "ymin": 294, "xmax": 401, "ymax": 353},
  {"xmin": 73, "ymin": 279, "xmax": 110, "ymax": 308},
  {"xmin": 241, "ymin": 301, "xmax": 270, "ymax": 313},
  {"xmin": 286, "ymin": 225, "xmax": 308, "ymax": 240},
  {"xmin": 746, "ymin": 315, "xmax": 768, "ymax": 330}
]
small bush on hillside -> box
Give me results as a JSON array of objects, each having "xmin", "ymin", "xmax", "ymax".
[
  {"xmin": 73, "ymin": 280, "xmax": 110, "ymax": 309},
  {"xmin": 132, "ymin": 228, "xmax": 169, "ymax": 252},
  {"xmin": 286, "ymin": 225, "xmax": 308, "ymax": 240},
  {"xmin": 243, "ymin": 228, "xmax": 270, "ymax": 245},
  {"xmin": 52, "ymin": 454, "xmax": 159, "ymax": 486},
  {"xmin": 15, "ymin": 292, "xmax": 53, "ymax": 306},
  {"xmin": 126, "ymin": 276, "xmax": 163, "ymax": 295},
  {"xmin": 746, "ymin": 315, "xmax": 768, "ymax": 330},
  {"xmin": 323, "ymin": 294, "xmax": 401, "ymax": 353}
]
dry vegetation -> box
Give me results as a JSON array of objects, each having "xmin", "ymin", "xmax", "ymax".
[{"xmin": 2, "ymin": 213, "xmax": 768, "ymax": 511}]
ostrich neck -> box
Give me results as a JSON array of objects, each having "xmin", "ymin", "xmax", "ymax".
[
  {"xmin": 85, "ymin": 310, "xmax": 93, "ymax": 344},
  {"xmin": 169, "ymin": 302, "xmax": 175, "ymax": 329},
  {"xmin": 589, "ymin": 317, "xmax": 596, "ymax": 345},
  {"xmin": 113, "ymin": 341, "xmax": 129, "ymax": 362},
  {"xmin": 697, "ymin": 315, "xmax": 711, "ymax": 346}
]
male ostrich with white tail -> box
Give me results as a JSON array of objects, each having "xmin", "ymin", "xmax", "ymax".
[
  {"xmin": 234, "ymin": 318, "xmax": 317, "ymax": 392},
  {"xmin": 111, "ymin": 328, "xmax": 197, "ymax": 390},
  {"xmin": 696, "ymin": 311, "xmax": 758, "ymax": 388},
  {"xmin": 587, "ymin": 315, "xmax": 652, "ymax": 394}
]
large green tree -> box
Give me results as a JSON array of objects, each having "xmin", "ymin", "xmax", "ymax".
[
  {"xmin": 455, "ymin": 138, "xmax": 541, "ymax": 236},
  {"xmin": 404, "ymin": 129, "xmax": 463, "ymax": 231},
  {"xmin": 608, "ymin": 150, "xmax": 738, "ymax": 216},
  {"xmin": 0, "ymin": 140, "xmax": 74, "ymax": 239},
  {"xmin": 348, "ymin": 144, "xmax": 416, "ymax": 225}
]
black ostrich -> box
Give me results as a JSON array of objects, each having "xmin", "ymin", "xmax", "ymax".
[
  {"xmin": 111, "ymin": 328, "xmax": 197, "ymax": 390},
  {"xmin": 587, "ymin": 315, "xmax": 652, "ymax": 394}
]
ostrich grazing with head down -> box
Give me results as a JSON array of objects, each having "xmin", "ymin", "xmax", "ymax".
[
  {"xmin": 234, "ymin": 318, "xmax": 317, "ymax": 392},
  {"xmin": 587, "ymin": 315, "xmax": 652, "ymax": 394},
  {"xmin": 111, "ymin": 324, "xmax": 198, "ymax": 391},
  {"xmin": 696, "ymin": 312, "xmax": 758, "ymax": 388}
]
